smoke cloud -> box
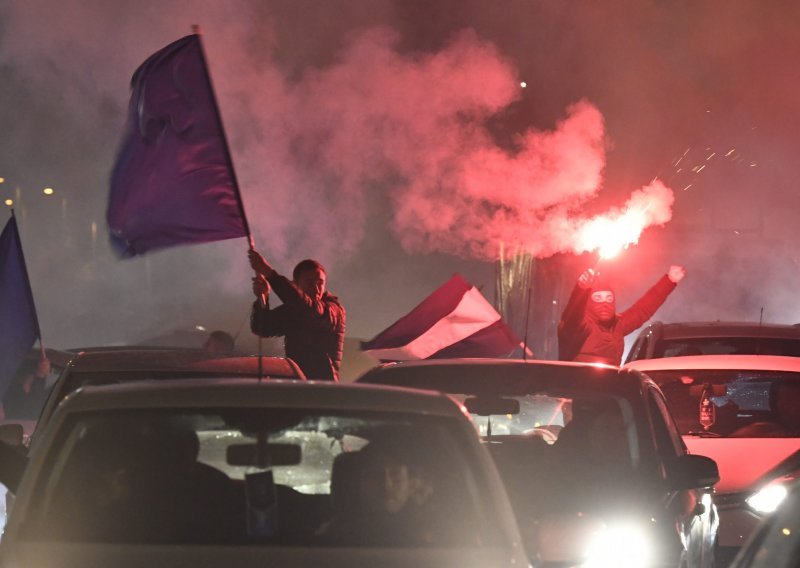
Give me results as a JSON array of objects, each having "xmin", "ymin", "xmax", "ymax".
[{"xmin": 1, "ymin": 0, "xmax": 799, "ymax": 359}]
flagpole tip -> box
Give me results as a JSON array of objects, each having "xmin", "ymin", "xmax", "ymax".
[{"xmin": 192, "ymin": 24, "xmax": 202, "ymax": 35}]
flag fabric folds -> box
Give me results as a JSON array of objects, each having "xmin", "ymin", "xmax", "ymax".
[
  {"xmin": 0, "ymin": 216, "xmax": 40, "ymax": 396},
  {"xmin": 107, "ymin": 34, "xmax": 247, "ymax": 257},
  {"xmin": 361, "ymin": 274, "xmax": 523, "ymax": 361}
]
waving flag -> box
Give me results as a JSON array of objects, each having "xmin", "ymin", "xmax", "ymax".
[
  {"xmin": 107, "ymin": 33, "xmax": 250, "ymax": 257},
  {"xmin": 0, "ymin": 215, "xmax": 41, "ymax": 395},
  {"xmin": 361, "ymin": 274, "xmax": 525, "ymax": 361}
]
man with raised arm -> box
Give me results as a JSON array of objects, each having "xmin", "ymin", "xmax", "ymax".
[
  {"xmin": 248, "ymin": 250, "xmax": 346, "ymax": 381},
  {"xmin": 558, "ymin": 265, "xmax": 686, "ymax": 366}
]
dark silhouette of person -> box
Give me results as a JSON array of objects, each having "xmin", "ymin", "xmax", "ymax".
[
  {"xmin": 202, "ymin": 330, "xmax": 236, "ymax": 354},
  {"xmin": 248, "ymin": 250, "xmax": 346, "ymax": 381},
  {"xmin": 1, "ymin": 356, "xmax": 51, "ymax": 421},
  {"xmin": 558, "ymin": 266, "xmax": 685, "ymax": 366}
]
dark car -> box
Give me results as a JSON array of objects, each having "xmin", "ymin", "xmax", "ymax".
[
  {"xmin": 358, "ymin": 358, "xmax": 720, "ymax": 568},
  {"xmin": 0, "ymin": 380, "xmax": 530, "ymax": 568},
  {"xmin": 730, "ymin": 476, "xmax": 800, "ymax": 568},
  {"xmin": 0, "ymin": 348, "xmax": 304, "ymax": 453},
  {"xmin": 624, "ymin": 321, "xmax": 800, "ymax": 364}
]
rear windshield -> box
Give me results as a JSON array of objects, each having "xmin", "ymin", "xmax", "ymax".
[
  {"xmin": 22, "ymin": 407, "xmax": 498, "ymax": 547},
  {"xmin": 655, "ymin": 337, "xmax": 800, "ymax": 358},
  {"xmin": 448, "ymin": 392, "xmax": 643, "ymax": 516},
  {"xmin": 643, "ymin": 369, "xmax": 800, "ymax": 438}
]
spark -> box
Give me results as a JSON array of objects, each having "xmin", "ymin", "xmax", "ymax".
[
  {"xmin": 725, "ymin": 148, "xmax": 736, "ymax": 157},
  {"xmin": 706, "ymin": 152, "xmax": 716, "ymax": 160},
  {"xmin": 682, "ymin": 184, "xmax": 692, "ymax": 191}
]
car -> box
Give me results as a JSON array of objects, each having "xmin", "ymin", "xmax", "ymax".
[
  {"xmin": 729, "ymin": 477, "xmax": 800, "ymax": 568},
  {"xmin": 358, "ymin": 358, "xmax": 720, "ymax": 568},
  {"xmin": 18, "ymin": 348, "xmax": 305, "ymax": 450},
  {"xmin": 0, "ymin": 349, "xmax": 307, "ymax": 533},
  {"xmin": 624, "ymin": 321, "xmax": 800, "ymax": 364},
  {"xmin": 624, "ymin": 354, "xmax": 800, "ymax": 565},
  {"xmin": 0, "ymin": 379, "xmax": 529, "ymax": 568}
]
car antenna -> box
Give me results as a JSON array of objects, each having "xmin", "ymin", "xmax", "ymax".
[
  {"xmin": 756, "ymin": 307, "xmax": 764, "ymax": 356},
  {"xmin": 258, "ymin": 336, "xmax": 264, "ymax": 382}
]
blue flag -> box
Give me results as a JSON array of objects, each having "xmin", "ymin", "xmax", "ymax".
[
  {"xmin": 107, "ymin": 34, "xmax": 248, "ymax": 257},
  {"xmin": 0, "ymin": 215, "xmax": 40, "ymax": 396}
]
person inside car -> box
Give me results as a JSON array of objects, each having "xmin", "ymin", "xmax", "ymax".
[
  {"xmin": 558, "ymin": 265, "xmax": 686, "ymax": 366},
  {"xmin": 730, "ymin": 381, "xmax": 800, "ymax": 437},
  {"xmin": 319, "ymin": 439, "xmax": 437, "ymax": 545}
]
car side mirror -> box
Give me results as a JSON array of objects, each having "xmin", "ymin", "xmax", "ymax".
[
  {"xmin": 670, "ymin": 454, "xmax": 719, "ymax": 490},
  {"xmin": 0, "ymin": 423, "xmax": 24, "ymax": 447}
]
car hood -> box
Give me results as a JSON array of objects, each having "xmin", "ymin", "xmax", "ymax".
[
  {"xmin": 684, "ymin": 437, "xmax": 800, "ymax": 493},
  {"xmin": 5, "ymin": 543, "xmax": 526, "ymax": 568}
]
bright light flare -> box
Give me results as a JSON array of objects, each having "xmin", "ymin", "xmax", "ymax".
[
  {"xmin": 747, "ymin": 483, "xmax": 789, "ymax": 514},
  {"xmin": 43, "ymin": 187, "xmax": 54, "ymax": 195},
  {"xmin": 583, "ymin": 522, "xmax": 652, "ymax": 567},
  {"xmin": 4, "ymin": 199, "xmax": 12, "ymax": 207},
  {"xmin": 579, "ymin": 205, "xmax": 649, "ymax": 260}
]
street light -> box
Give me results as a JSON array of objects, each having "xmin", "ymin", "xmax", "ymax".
[
  {"xmin": 43, "ymin": 187, "xmax": 54, "ymax": 196},
  {"xmin": 4, "ymin": 199, "xmax": 13, "ymax": 207}
]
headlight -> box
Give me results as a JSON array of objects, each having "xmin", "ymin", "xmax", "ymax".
[
  {"xmin": 582, "ymin": 521, "xmax": 653, "ymax": 568},
  {"xmin": 747, "ymin": 482, "xmax": 789, "ymax": 514}
]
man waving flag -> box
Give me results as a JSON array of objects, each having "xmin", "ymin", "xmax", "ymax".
[
  {"xmin": 107, "ymin": 30, "xmax": 252, "ymax": 257},
  {"xmin": 0, "ymin": 213, "xmax": 41, "ymax": 396}
]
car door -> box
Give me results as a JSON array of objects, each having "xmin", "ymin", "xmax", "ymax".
[{"xmin": 646, "ymin": 386, "xmax": 716, "ymax": 568}]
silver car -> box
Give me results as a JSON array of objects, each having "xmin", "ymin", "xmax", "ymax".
[{"xmin": 0, "ymin": 379, "xmax": 530, "ymax": 568}]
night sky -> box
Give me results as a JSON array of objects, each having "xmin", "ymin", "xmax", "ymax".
[{"xmin": 2, "ymin": 1, "xmax": 799, "ymax": 364}]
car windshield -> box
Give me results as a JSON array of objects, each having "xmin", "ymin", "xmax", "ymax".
[
  {"xmin": 448, "ymin": 391, "xmax": 643, "ymax": 514},
  {"xmin": 644, "ymin": 369, "xmax": 800, "ymax": 438},
  {"xmin": 655, "ymin": 337, "xmax": 800, "ymax": 358},
  {"xmin": 22, "ymin": 407, "xmax": 497, "ymax": 547}
]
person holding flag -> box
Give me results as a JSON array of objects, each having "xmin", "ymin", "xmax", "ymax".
[
  {"xmin": 248, "ymin": 250, "xmax": 346, "ymax": 381},
  {"xmin": 558, "ymin": 265, "xmax": 686, "ymax": 366}
]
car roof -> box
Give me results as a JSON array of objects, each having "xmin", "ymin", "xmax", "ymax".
[
  {"xmin": 624, "ymin": 354, "xmax": 800, "ymax": 372},
  {"xmin": 358, "ymin": 358, "xmax": 648, "ymax": 397},
  {"xmin": 650, "ymin": 321, "xmax": 800, "ymax": 339},
  {"xmin": 56, "ymin": 379, "xmax": 466, "ymax": 418},
  {"xmin": 64, "ymin": 348, "xmax": 304, "ymax": 378}
]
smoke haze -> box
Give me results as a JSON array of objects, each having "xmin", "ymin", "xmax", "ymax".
[{"xmin": 2, "ymin": 0, "xmax": 800, "ymax": 363}]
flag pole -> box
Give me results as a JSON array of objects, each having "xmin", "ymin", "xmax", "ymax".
[
  {"xmin": 191, "ymin": 25, "xmax": 263, "ymax": 379},
  {"xmin": 191, "ymin": 24, "xmax": 256, "ymax": 251}
]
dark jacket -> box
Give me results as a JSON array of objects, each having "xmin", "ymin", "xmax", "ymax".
[
  {"xmin": 557, "ymin": 274, "xmax": 676, "ymax": 366},
  {"xmin": 251, "ymin": 272, "xmax": 346, "ymax": 381}
]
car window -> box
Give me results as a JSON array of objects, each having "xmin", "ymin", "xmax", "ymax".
[
  {"xmin": 655, "ymin": 337, "xmax": 800, "ymax": 358},
  {"xmin": 644, "ymin": 369, "xmax": 800, "ymax": 438},
  {"xmin": 21, "ymin": 408, "xmax": 498, "ymax": 547},
  {"xmin": 646, "ymin": 388, "xmax": 684, "ymax": 459},
  {"xmin": 448, "ymin": 391, "xmax": 642, "ymax": 515}
]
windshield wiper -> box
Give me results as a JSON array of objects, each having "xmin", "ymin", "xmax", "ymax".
[{"xmin": 684, "ymin": 430, "xmax": 722, "ymax": 438}]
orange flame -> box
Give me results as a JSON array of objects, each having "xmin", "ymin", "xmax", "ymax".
[
  {"xmin": 578, "ymin": 204, "xmax": 650, "ymax": 259},
  {"xmin": 575, "ymin": 179, "xmax": 674, "ymax": 260}
]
